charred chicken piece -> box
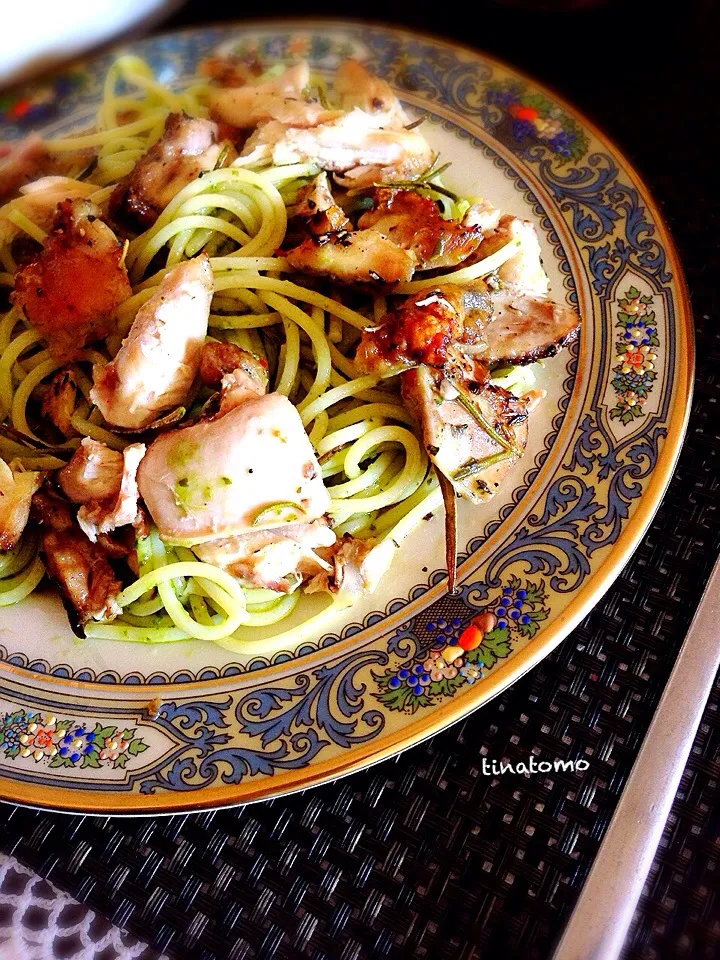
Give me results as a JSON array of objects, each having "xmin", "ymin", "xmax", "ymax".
[
  {"xmin": 31, "ymin": 488, "xmax": 122, "ymax": 626},
  {"xmin": 484, "ymin": 288, "xmax": 581, "ymax": 365},
  {"xmin": 355, "ymin": 282, "xmax": 493, "ymax": 374},
  {"xmin": 0, "ymin": 461, "xmax": 44, "ymax": 550},
  {"xmin": 357, "ymin": 188, "xmax": 484, "ymax": 270},
  {"xmin": 402, "ymin": 368, "xmax": 529, "ymax": 504},
  {"xmin": 40, "ymin": 367, "xmax": 79, "ymax": 438},
  {"xmin": 109, "ymin": 113, "xmax": 234, "ymax": 229},
  {"xmin": 286, "ymin": 227, "xmax": 416, "ymax": 285},
  {"xmin": 285, "ymin": 171, "xmax": 351, "ymax": 242},
  {"xmin": 12, "ymin": 199, "xmax": 131, "ymax": 362}
]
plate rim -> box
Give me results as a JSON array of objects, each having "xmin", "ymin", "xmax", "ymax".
[{"xmin": 0, "ymin": 18, "xmax": 694, "ymax": 813}]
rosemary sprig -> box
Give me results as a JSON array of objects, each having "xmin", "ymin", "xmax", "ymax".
[
  {"xmin": 213, "ymin": 144, "xmax": 231, "ymax": 170},
  {"xmin": 436, "ymin": 468, "xmax": 458, "ymax": 593},
  {"xmin": 453, "ymin": 383, "xmax": 519, "ymax": 456},
  {"xmin": 404, "ymin": 115, "xmax": 427, "ymax": 130},
  {"xmin": 452, "ymin": 448, "xmax": 514, "ymax": 482}
]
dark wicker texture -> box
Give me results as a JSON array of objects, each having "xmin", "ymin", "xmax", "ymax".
[{"xmin": 1, "ymin": 2, "xmax": 719, "ymax": 958}]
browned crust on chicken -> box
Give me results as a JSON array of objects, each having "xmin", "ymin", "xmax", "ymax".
[
  {"xmin": 286, "ymin": 228, "xmax": 416, "ymax": 285},
  {"xmin": 358, "ymin": 188, "xmax": 484, "ymax": 269},
  {"xmin": 40, "ymin": 367, "xmax": 79, "ymax": 438},
  {"xmin": 32, "ymin": 489, "xmax": 121, "ymax": 627},
  {"xmin": 0, "ymin": 136, "xmax": 94, "ymax": 204},
  {"xmin": 12, "ymin": 199, "xmax": 131, "ymax": 362},
  {"xmin": 0, "ymin": 465, "xmax": 44, "ymax": 550},
  {"xmin": 109, "ymin": 113, "xmax": 234, "ymax": 229},
  {"xmin": 402, "ymin": 369, "xmax": 529, "ymax": 503},
  {"xmin": 485, "ymin": 290, "xmax": 581, "ymax": 365},
  {"xmin": 356, "ymin": 282, "xmax": 493, "ymax": 373},
  {"xmin": 284, "ymin": 172, "xmax": 351, "ymax": 248},
  {"xmin": 199, "ymin": 341, "xmax": 268, "ymax": 389},
  {"xmin": 199, "ymin": 54, "xmax": 263, "ymax": 87}
]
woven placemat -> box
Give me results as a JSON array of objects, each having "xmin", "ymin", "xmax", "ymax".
[{"xmin": 1, "ymin": 3, "xmax": 718, "ymax": 958}]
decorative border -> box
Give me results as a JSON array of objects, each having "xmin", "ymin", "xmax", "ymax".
[
  {"xmin": 609, "ymin": 287, "xmax": 659, "ymax": 423},
  {"xmin": 0, "ymin": 710, "xmax": 147, "ymax": 769},
  {"xmin": 0, "ymin": 23, "xmax": 692, "ymax": 811}
]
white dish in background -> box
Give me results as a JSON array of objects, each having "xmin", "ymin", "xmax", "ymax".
[{"xmin": 0, "ymin": 0, "xmax": 182, "ymax": 88}]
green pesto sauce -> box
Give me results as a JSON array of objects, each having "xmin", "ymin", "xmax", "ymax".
[{"xmin": 173, "ymin": 474, "xmax": 219, "ymax": 514}]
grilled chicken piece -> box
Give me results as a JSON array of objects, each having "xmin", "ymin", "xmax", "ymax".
[
  {"xmin": 59, "ymin": 438, "xmax": 124, "ymax": 503},
  {"xmin": 402, "ymin": 368, "xmax": 529, "ymax": 503},
  {"xmin": 0, "ymin": 136, "xmax": 93, "ymax": 204},
  {"xmin": 77, "ymin": 444, "xmax": 145, "ymax": 543},
  {"xmin": 137, "ymin": 392, "xmax": 329, "ymax": 546},
  {"xmin": 199, "ymin": 341, "xmax": 268, "ymax": 391},
  {"xmin": 40, "ymin": 367, "xmax": 79, "ymax": 438},
  {"xmin": 32, "ymin": 488, "xmax": 122, "ymax": 625},
  {"xmin": 210, "ymin": 61, "xmax": 339, "ymax": 129},
  {"xmin": 199, "ymin": 54, "xmax": 263, "ymax": 87},
  {"xmin": 463, "ymin": 199, "xmax": 502, "ymax": 234},
  {"xmin": 333, "ymin": 59, "xmax": 408, "ymax": 128},
  {"xmin": 0, "ymin": 461, "xmax": 43, "ymax": 550},
  {"xmin": 356, "ymin": 282, "xmax": 493, "ymax": 374},
  {"xmin": 484, "ymin": 288, "xmax": 581, "ymax": 365},
  {"xmin": 285, "ymin": 172, "xmax": 351, "ymax": 241},
  {"xmin": 305, "ymin": 533, "xmax": 386, "ymax": 601},
  {"xmin": 59, "ymin": 438, "xmax": 146, "ymax": 542},
  {"xmin": 91, "ymin": 255, "xmax": 212, "ymax": 429},
  {"xmin": 357, "ymin": 188, "xmax": 484, "ymax": 270},
  {"xmin": 475, "ymin": 215, "xmax": 549, "ymax": 296},
  {"xmin": 252, "ymin": 108, "xmax": 434, "ymax": 187},
  {"xmin": 286, "ymin": 227, "xmax": 416, "ymax": 285},
  {"xmin": 109, "ymin": 114, "xmax": 233, "ymax": 229},
  {"xmin": 219, "ymin": 362, "xmax": 269, "ymax": 413},
  {"xmin": 12, "ymin": 200, "xmax": 130, "ymax": 362},
  {"xmin": 194, "ymin": 520, "xmax": 335, "ymax": 593},
  {"xmin": 0, "ymin": 176, "xmax": 98, "ymax": 246}
]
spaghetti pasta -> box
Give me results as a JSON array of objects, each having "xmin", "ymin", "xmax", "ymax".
[{"xmin": 0, "ymin": 53, "xmax": 543, "ymax": 652}]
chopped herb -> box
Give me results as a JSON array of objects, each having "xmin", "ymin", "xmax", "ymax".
[
  {"xmin": 404, "ymin": 115, "xmax": 427, "ymax": 130},
  {"xmin": 220, "ymin": 476, "xmax": 232, "ymax": 486},
  {"xmin": 454, "ymin": 385, "xmax": 519, "ymax": 455},
  {"xmin": 452, "ymin": 449, "xmax": 513, "ymax": 482},
  {"xmin": 213, "ymin": 144, "xmax": 231, "ymax": 170}
]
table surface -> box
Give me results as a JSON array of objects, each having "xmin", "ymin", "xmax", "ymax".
[{"xmin": 1, "ymin": 2, "xmax": 719, "ymax": 958}]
